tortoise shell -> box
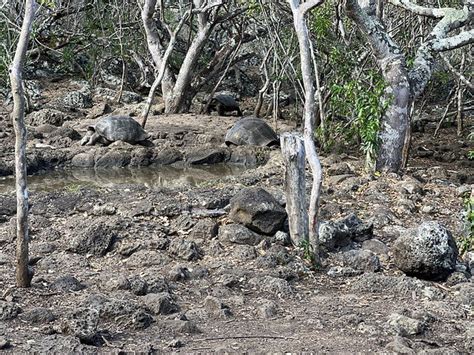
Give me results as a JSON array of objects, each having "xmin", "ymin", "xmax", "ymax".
[
  {"xmin": 225, "ymin": 117, "xmax": 279, "ymax": 147},
  {"xmin": 90, "ymin": 115, "xmax": 148, "ymax": 143}
]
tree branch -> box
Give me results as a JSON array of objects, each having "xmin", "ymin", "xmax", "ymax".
[
  {"xmin": 440, "ymin": 53, "xmax": 474, "ymax": 90},
  {"xmin": 299, "ymin": 0, "xmax": 325, "ymax": 15},
  {"xmin": 431, "ymin": 28, "xmax": 474, "ymax": 51},
  {"xmin": 388, "ymin": 0, "xmax": 447, "ymax": 18}
]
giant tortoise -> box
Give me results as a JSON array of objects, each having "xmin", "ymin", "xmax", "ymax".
[
  {"xmin": 207, "ymin": 94, "xmax": 242, "ymax": 117},
  {"xmin": 80, "ymin": 115, "xmax": 149, "ymax": 146},
  {"xmin": 225, "ymin": 117, "xmax": 279, "ymax": 147}
]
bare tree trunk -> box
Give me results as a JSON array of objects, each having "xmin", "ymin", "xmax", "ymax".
[
  {"xmin": 165, "ymin": 22, "xmax": 214, "ymax": 113},
  {"xmin": 255, "ymin": 50, "xmax": 271, "ymax": 117},
  {"xmin": 456, "ymin": 85, "xmax": 465, "ymax": 136},
  {"xmin": 272, "ymin": 80, "xmax": 281, "ymax": 130},
  {"xmin": 281, "ymin": 133, "xmax": 308, "ymax": 246},
  {"xmin": 139, "ymin": 9, "xmax": 191, "ymax": 127},
  {"xmin": 456, "ymin": 52, "xmax": 466, "ymax": 136},
  {"xmin": 10, "ymin": 0, "xmax": 37, "ymax": 288},
  {"xmin": 288, "ymin": 0, "xmax": 324, "ymax": 264},
  {"xmin": 141, "ymin": 0, "xmax": 176, "ymax": 104}
]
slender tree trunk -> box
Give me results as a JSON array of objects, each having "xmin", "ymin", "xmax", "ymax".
[
  {"xmin": 141, "ymin": 0, "xmax": 176, "ymax": 104},
  {"xmin": 165, "ymin": 23, "xmax": 213, "ymax": 113},
  {"xmin": 139, "ymin": 9, "xmax": 191, "ymax": 128},
  {"xmin": 10, "ymin": 0, "xmax": 37, "ymax": 288},
  {"xmin": 288, "ymin": 0, "xmax": 324, "ymax": 264}
]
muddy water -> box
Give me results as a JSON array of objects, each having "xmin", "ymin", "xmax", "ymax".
[{"xmin": 0, "ymin": 164, "xmax": 250, "ymax": 194}]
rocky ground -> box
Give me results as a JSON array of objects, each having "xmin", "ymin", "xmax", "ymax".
[{"xmin": 0, "ymin": 78, "xmax": 473, "ymax": 353}]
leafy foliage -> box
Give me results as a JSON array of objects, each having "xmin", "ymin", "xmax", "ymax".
[
  {"xmin": 328, "ymin": 72, "xmax": 387, "ymax": 170},
  {"xmin": 458, "ymin": 193, "xmax": 474, "ymax": 256}
]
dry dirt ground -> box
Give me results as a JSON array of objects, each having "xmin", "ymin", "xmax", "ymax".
[{"xmin": 0, "ymin": 79, "xmax": 473, "ymax": 353}]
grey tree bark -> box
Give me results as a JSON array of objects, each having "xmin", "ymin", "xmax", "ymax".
[
  {"xmin": 280, "ymin": 133, "xmax": 308, "ymax": 247},
  {"xmin": 287, "ymin": 0, "xmax": 324, "ymax": 264},
  {"xmin": 346, "ymin": 0, "xmax": 473, "ymax": 172},
  {"xmin": 9, "ymin": 0, "xmax": 37, "ymax": 288},
  {"xmin": 139, "ymin": 6, "xmax": 191, "ymax": 127},
  {"xmin": 139, "ymin": 0, "xmax": 227, "ymax": 114},
  {"xmin": 346, "ymin": 0, "xmax": 410, "ymax": 172}
]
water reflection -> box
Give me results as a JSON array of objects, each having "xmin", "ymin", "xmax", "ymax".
[{"xmin": 0, "ymin": 164, "xmax": 249, "ymax": 193}]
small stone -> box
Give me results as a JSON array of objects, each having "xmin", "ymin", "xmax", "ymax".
[
  {"xmin": 190, "ymin": 219, "xmax": 218, "ymax": 240},
  {"xmin": 63, "ymin": 308, "xmax": 99, "ymax": 343},
  {"xmin": 388, "ymin": 313, "xmax": 425, "ymax": 336},
  {"xmin": 168, "ymin": 239, "xmax": 201, "ymax": 261},
  {"xmin": 257, "ymin": 300, "xmax": 277, "ymax": 319},
  {"xmin": 233, "ymin": 245, "xmax": 257, "ymax": 261},
  {"xmin": 50, "ymin": 275, "xmax": 85, "ymax": 293},
  {"xmin": 68, "ymin": 222, "xmax": 116, "ymax": 256},
  {"xmin": 219, "ymin": 224, "xmax": 263, "ymax": 246},
  {"xmin": 129, "ymin": 277, "xmax": 148, "ymax": 296},
  {"xmin": 168, "ymin": 339, "xmax": 184, "ymax": 348},
  {"xmin": 339, "ymin": 249, "xmax": 381, "ymax": 272},
  {"xmin": 420, "ymin": 205, "xmax": 435, "ymax": 214},
  {"xmin": 327, "ymin": 266, "xmax": 362, "ymax": 277},
  {"xmin": 445, "ymin": 271, "xmax": 469, "ymax": 286},
  {"xmin": 168, "ymin": 265, "xmax": 190, "ymax": 281},
  {"xmin": 20, "ymin": 307, "xmax": 56, "ymax": 324},
  {"xmin": 204, "ymin": 296, "xmax": 232, "ymax": 319},
  {"xmin": 0, "ymin": 337, "xmax": 10, "ymax": 350},
  {"xmin": 319, "ymin": 213, "xmax": 373, "ymax": 252},
  {"xmin": 274, "ymin": 231, "xmax": 291, "ymax": 246},
  {"xmin": 0, "ymin": 301, "xmax": 21, "ymax": 320},
  {"xmin": 361, "ymin": 239, "xmax": 389, "ymax": 257},
  {"xmin": 385, "ymin": 336, "xmax": 414, "ymax": 354},
  {"xmin": 142, "ymin": 292, "xmax": 179, "ymax": 315}
]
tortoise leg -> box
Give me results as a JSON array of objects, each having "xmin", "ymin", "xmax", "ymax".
[
  {"xmin": 87, "ymin": 133, "xmax": 102, "ymax": 146},
  {"xmin": 80, "ymin": 132, "xmax": 92, "ymax": 146},
  {"xmin": 217, "ymin": 104, "xmax": 225, "ymax": 116},
  {"xmin": 236, "ymin": 108, "xmax": 243, "ymax": 116}
]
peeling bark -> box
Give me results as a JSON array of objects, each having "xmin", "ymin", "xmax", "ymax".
[
  {"xmin": 10, "ymin": 0, "xmax": 37, "ymax": 288},
  {"xmin": 281, "ymin": 133, "xmax": 308, "ymax": 246}
]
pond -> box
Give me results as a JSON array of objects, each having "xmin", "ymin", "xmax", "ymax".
[{"xmin": 0, "ymin": 164, "xmax": 251, "ymax": 194}]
